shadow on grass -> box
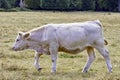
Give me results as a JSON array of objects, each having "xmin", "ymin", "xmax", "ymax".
[
  {"xmin": 1, "ymin": 63, "xmax": 28, "ymax": 71},
  {"xmin": 59, "ymin": 53, "xmax": 83, "ymax": 58},
  {"xmin": 31, "ymin": 70, "xmax": 98, "ymax": 78}
]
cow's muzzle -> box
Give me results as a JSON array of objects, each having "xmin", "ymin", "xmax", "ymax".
[
  {"xmin": 12, "ymin": 47, "xmax": 17, "ymax": 51},
  {"xmin": 12, "ymin": 47, "xmax": 21, "ymax": 51}
]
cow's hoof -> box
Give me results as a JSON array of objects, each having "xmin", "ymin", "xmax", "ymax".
[
  {"xmin": 51, "ymin": 70, "xmax": 56, "ymax": 74},
  {"xmin": 82, "ymin": 70, "xmax": 88, "ymax": 73},
  {"xmin": 38, "ymin": 68, "xmax": 42, "ymax": 72}
]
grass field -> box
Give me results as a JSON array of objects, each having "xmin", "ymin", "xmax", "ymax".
[{"xmin": 0, "ymin": 11, "xmax": 120, "ymax": 80}]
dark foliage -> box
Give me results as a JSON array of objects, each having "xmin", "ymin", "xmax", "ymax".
[{"xmin": 0, "ymin": 0, "xmax": 119, "ymax": 11}]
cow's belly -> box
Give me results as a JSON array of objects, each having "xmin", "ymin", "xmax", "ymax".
[
  {"xmin": 58, "ymin": 45, "xmax": 87, "ymax": 54},
  {"xmin": 58, "ymin": 36, "xmax": 88, "ymax": 54}
]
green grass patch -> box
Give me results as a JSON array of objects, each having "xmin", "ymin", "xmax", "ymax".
[{"xmin": 0, "ymin": 11, "xmax": 120, "ymax": 80}]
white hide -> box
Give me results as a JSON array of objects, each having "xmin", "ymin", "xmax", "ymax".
[{"xmin": 13, "ymin": 20, "xmax": 112, "ymax": 73}]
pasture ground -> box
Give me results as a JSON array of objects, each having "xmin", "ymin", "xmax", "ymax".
[{"xmin": 0, "ymin": 11, "xmax": 120, "ymax": 80}]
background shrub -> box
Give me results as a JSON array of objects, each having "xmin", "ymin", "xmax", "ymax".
[{"xmin": 25, "ymin": 0, "xmax": 40, "ymax": 9}]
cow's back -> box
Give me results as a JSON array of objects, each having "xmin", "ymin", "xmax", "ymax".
[{"xmin": 48, "ymin": 20, "xmax": 103, "ymax": 52}]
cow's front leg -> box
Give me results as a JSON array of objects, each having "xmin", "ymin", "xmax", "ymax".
[
  {"xmin": 50, "ymin": 53, "xmax": 57, "ymax": 73},
  {"xmin": 49, "ymin": 44, "xmax": 58, "ymax": 73},
  {"xmin": 34, "ymin": 52, "xmax": 42, "ymax": 71}
]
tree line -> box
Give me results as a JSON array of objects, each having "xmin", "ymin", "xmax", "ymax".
[{"xmin": 0, "ymin": 0, "xmax": 118, "ymax": 12}]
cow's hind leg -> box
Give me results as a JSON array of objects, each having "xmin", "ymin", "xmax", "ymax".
[
  {"xmin": 82, "ymin": 47, "xmax": 96, "ymax": 73},
  {"xmin": 96, "ymin": 47, "xmax": 112, "ymax": 72}
]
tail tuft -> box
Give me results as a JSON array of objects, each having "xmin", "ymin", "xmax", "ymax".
[{"xmin": 104, "ymin": 39, "xmax": 108, "ymax": 45}]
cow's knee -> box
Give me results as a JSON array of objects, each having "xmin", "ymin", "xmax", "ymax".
[{"xmin": 89, "ymin": 54, "xmax": 96, "ymax": 62}]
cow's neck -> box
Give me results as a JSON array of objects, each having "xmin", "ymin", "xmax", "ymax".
[
  {"xmin": 27, "ymin": 41, "xmax": 49, "ymax": 55},
  {"xmin": 28, "ymin": 26, "xmax": 46, "ymax": 43}
]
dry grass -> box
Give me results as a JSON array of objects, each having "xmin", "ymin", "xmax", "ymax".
[{"xmin": 0, "ymin": 11, "xmax": 120, "ymax": 80}]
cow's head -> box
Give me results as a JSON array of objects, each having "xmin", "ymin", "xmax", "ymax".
[{"xmin": 12, "ymin": 32, "xmax": 30, "ymax": 51}]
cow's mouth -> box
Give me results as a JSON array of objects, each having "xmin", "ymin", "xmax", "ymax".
[
  {"xmin": 17, "ymin": 45, "xmax": 29, "ymax": 51},
  {"xmin": 12, "ymin": 47, "xmax": 26, "ymax": 51},
  {"xmin": 14, "ymin": 48, "xmax": 24, "ymax": 51}
]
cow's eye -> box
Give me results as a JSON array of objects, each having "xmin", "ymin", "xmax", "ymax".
[{"xmin": 16, "ymin": 39, "xmax": 20, "ymax": 42}]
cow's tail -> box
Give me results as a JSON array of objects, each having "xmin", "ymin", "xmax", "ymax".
[
  {"xmin": 94, "ymin": 20, "xmax": 107, "ymax": 45},
  {"xmin": 104, "ymin": 39, "xmax": 108, "ymax": 45}
]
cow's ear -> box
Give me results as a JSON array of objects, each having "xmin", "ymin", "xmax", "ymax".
[
  {"xmin": 18, "ymin": 32, "xmax": 24, "ymax": 36},
  {"xmin": 23, "ymin": 33, "xmax": 30, "ymax": 39}
]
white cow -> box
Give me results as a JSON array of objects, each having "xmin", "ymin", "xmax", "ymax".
[{"xmin": 12, "ymin": 20, "xmax": 112, "ymax": 73}]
